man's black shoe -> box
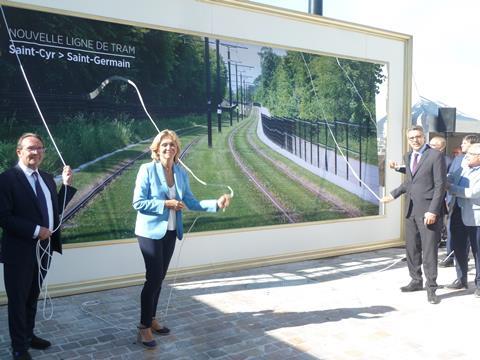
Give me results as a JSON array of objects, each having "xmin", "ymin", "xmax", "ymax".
[
  {"xmin": 400, "ymin": 281, "xmax": 423, "ymax": 292},
  {"xmin": 446, "ymin": 279, "xmax": 468, "ymax": 290},
  {"xmin": 12, "ymin": 351, "xmax": 32, "ymax": 360},
  {"xmin": 427, "ymin": 289, "xmax": 440, "ymax": 304},
  {"xmin": 30, "ymin": 335, "xmax": 51, "ymax": 350},
  {"xmin": 439, "ymin": 257, "xmax": 454, "ymax": 267}
]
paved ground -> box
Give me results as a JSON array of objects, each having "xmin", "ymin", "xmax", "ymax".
[{"xmin": 0, "ymin": 246, "xmax": 477, "ymax": 360}]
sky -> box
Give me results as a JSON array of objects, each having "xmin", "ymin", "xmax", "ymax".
[{"xmin": 255, "ymin": 0, "xmax": 480, "ymax": 120}]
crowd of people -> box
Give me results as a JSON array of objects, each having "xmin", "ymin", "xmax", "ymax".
[
  {"xmin": 383, "ymin": 128, "xmax": 480, "ymax": 304},
  {"xmin": 1, "ymin": 127, "xmax": 479, "ymax": 358}
]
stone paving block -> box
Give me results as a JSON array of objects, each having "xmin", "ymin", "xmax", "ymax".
[
  {"xmin": 79, "ymin": 337, "xmax": 99, "ymax": 346},
  {"xmin": 60, "ymin": 341, "xmax": 83, "ymax": 351},
  {"xmin": 206, "ymin": 348, "xmax": 228, "ymax": 358},
  {"xmin": 2, "ymin": 248, "xmax": 480, "ymax": 359},
  {"xmin": 97, "ymin": 334, "xmax": 116, "ymax": 343},
  {"xmin": 75, "ymin": 345, "xmax": 97, "ymax": 356},
  {"xmin": 92, "ymin": 350, "xmax": 112, "ymax": 359}
]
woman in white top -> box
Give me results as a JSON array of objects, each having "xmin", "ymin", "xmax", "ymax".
[{"xmin": 132, "ymin": 129, "xmax": 230, "ymax": 348}]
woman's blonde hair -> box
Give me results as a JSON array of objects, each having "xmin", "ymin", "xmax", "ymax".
[{"xmin": 150, "ymin": 129, "xmax": 181, "ymax": 163}]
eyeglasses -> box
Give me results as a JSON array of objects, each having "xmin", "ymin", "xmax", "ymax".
[
  {"xmin": 408, "ymin": 135, "xmax": 424, "ymax": 141},
  {"xmin": 23, "ymin": 147, "xmax": 46, "ymax": 153},
  {"xmin": 467, "ymin": 152, "xmax": 480, "ymax": 156}
]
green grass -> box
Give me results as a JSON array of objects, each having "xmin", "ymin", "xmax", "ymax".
[
  {"xmin": 0, "ymin": 113, "xmax": 206, "ymax": 173},
  {"xmin": 62, "ymin": 110, "xmax": 377, "ymax": 244},
  {"xmin": 181, "ymin": 123, "xmax": 282, "ymax": 233},
  {"xmin": 233, "ymin": 118, "xmax": 358, "ymax": 222},
  {"xmin": 62, "ymin": 131, "xmax": 204, "ymax": 243},
  {"xmin": 250, "ymin": 117, "xmax": 378, "ymax": 215}
]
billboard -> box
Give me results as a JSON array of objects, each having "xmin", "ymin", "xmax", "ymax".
[
  {"xmin": 1, "ymin": 5, "xmax": 388, "ymax": 244},
  {"xmin": 0, "ymin": 0, "xmax": 411, "ymax": 298}
]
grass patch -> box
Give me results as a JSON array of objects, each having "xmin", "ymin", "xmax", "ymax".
[
  {"xmin": 62, "ymin": 131, "xmax": 204, "ymax": 243},
  {"xmin": 0, "ymin": 113, "xmax": 206, "ymax": 173},
  {"xmin": 250, "ymin": 115, "xmax": 378, "ymax": 216}
]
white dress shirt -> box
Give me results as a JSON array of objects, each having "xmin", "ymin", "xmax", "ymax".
[{"xmin": 18, "ymin": 161, "xmax": 53, "ymax": 237}]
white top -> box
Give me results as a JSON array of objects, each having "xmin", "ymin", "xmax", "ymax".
[{"xmin": 167, "ymin": 185, "xmax": 177, "ymax": 231}]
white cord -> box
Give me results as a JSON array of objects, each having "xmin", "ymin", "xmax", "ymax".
[
  {"xmin": 1, "ymin": 5, "xmax": 73, "ymax": 320},
  {"xmin": 86, "ymin": 76, "xmax": 236, "ymax": 323},
  {"xmin": 335, "ymin": 57, "xmax": 377, "ymax": 129},
  {"xmin": 80, "ymin": 300, "xmax": 131, "ymax": 331},
  {"xmin": 2, "ymin": 5, "xmax": 234, "ymax": 321},
  {"xmin": 300, "ymin": 53, "xmax": 381, "ymax": 201},
  {"xmin": 1, "ymin": 6, "xmax": 66, "ymax": 167},
  {"xmin": 36, "ymin": 239, "xmax": 53, "ymax": 320},
  {"xmin": 161, "ymin": 216, "xmax": 201, "ymax": 320},
  {"xmin": 443, "ymin": 250, "xmax": 454, "ymax": 262}
]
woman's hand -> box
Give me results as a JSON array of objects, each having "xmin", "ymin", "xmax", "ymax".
[
  {"xmin": 165, "ymin": 199, "xmax": 185, "ymax": 211},
  {"xmin": 217, "ymin": 194, "xmax": 231, "ymax": 209}
]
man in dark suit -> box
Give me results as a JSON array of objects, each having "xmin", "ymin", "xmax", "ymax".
[
  {"xmin": 0, "ymin": 133, "xmax": 76, "ymax": 360},
  {"xmin": 382, "ymin": 125, "xmax": 446, "ymax": 304}
]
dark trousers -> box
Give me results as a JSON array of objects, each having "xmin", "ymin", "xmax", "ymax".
[
  {"xmin": 405, "ymin": 214, "xmax": 441, "ymax": 289},
  {"xmin": 3, "ymin": 246, "xmax": 49, "ymax": 353},
  {"xmin": 450, "ymin": 205, "xmax": 479, "ymax": 286},
  {"xmin": 445, "ymin": 215, "xmax": 453, "ymax": 254},
  {"xmin": 138, "ymin": 231, "xmax": 176, "ymax": 327}
]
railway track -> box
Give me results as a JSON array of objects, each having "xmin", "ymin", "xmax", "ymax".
[
  {"xmin": 246, "ymin": 116, "xmax": 362, "ymax": 218},
  {"xmin": 227, "ymin": 120, "xmax": 298, "ymax": 224},
  {"xmin": 62, "ymin": 130, "xmax": 204, "ymax": 223}
]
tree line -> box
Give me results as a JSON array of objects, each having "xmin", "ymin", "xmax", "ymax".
[
  {"xmin": 253, "ymin": 48, "xmax": 385, "ymax": 126},
  {"xmin": 0, "ymin": 6, "xmax": 227, "ymax": 126}
]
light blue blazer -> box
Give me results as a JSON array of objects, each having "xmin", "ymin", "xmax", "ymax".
[
  {"xmin": 449, "ymin": 165, "xmax": 480, "ymax": 226},
  {"xmin": 133, "ymin": 161, "xmax": 217, "ymax": 240}
]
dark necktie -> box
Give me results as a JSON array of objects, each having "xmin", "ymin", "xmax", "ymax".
[
  {"xmin": 33, "ymin": 172, "xmax": 49, "ymax": 227},
  {"xmin": 412, "ymin": 153, "xmax": 419, "ymax": 174}
]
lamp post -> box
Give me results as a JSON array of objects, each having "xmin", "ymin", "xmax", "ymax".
[{"xmin": 308, "ymin": 0, "xmax": 323, "ymax": 15}]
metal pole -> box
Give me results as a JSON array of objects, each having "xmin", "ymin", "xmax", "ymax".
[
  {"xmin": 240, "ymin": 73, "xmax": 243, "ymax": 119},
  {"xmin": 228, "ymin": 48, "xmax": 233, "ymax": 126},
  {"xmin": 215, "ymin": 39, "xmax": 222, "ymax": 133},
  {"xmin": 235, "ymin": 63, "xmax": 239, "ymax": 122},
  {"xmin": 204, "ymin": 37, "xmax": 212, "ymax": 147},
  {"xmin": 308, "ymin": 0, "xmax": 323, "ymax": 15}
]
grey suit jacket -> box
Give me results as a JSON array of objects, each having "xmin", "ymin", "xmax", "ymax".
[
  {"xmin": 448, "ymin": 166, "xmax": 480, "ymax": 226},
  {"xmin": 391, "ymin": 147, "xmax": 446, "ymax": 218}
]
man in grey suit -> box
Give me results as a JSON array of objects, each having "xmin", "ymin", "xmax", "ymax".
[
  {"xmin": 382, "ymin": 125, "xmax": 446, "ymax": 304},
  {"xmin": 440, "ymin": 134, "xmax": 479, "ymax": 268},
  {"xmin": 446, "ymin": 143, "xmax": 480, "ymax": 297}
]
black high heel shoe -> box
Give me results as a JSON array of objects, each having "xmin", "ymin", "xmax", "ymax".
[
  {"xmin": 152, "ymin": 318, "xmax": 171, "ymax": 336},
  {"xmin": 137, "ymin": 325, "xmax": 157, "ymax": 349}
]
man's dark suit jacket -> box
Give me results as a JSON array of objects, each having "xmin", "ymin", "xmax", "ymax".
[
  {"xmin": 391, "ymin": 147, "xmax": 446, "ymax": 218},
  {"xmin": 0, "ymin": 164, "xmax": 77, "ymax": 264}
]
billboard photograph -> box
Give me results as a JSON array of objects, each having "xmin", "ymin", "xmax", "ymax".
[{"xmin": 0, "ymin": 5, "xmax": 388, "ymax": 244}]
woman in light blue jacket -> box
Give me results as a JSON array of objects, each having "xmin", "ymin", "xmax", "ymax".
[{"xmin": 133, "ymin": 129, "xmax": 230, "ymax": 348}]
